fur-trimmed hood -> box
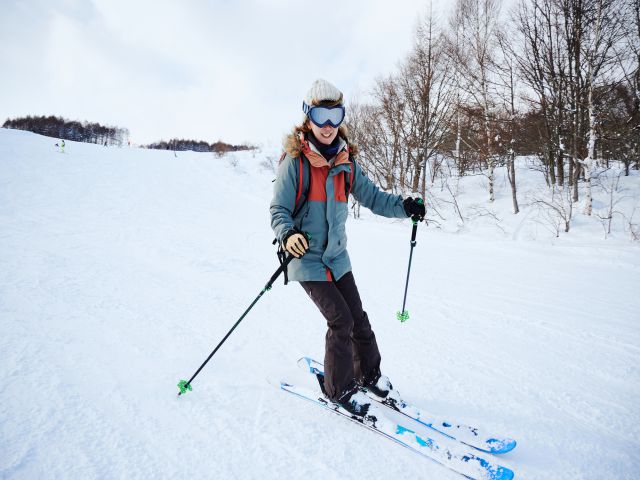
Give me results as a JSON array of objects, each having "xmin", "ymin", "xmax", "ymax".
[{"xmin": 283, "ymin": 125, "xmax": 360, "ymax": 160}]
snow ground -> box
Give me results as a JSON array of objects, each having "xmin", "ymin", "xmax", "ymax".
[{"xmin": 1, "ymin": 128, "xmax": 639, "ymax": 479}]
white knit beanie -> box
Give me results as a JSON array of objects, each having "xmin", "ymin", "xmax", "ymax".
[{"xmin": 304, "ymin": 79, "xmax": 344, "ymax": 108}]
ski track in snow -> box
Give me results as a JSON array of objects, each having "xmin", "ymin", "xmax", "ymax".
[{"xmin": 1, "ymin": 129, "xmax": 639, "ymax": 479}]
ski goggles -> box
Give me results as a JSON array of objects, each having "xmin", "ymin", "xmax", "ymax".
[{"xmin": 302, "ymin": 102, "xmax": 345, "ymax": 128}]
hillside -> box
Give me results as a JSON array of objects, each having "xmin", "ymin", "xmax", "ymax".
[{"xmin": 1, "ymin": 128, "xmax": 638, "ymax": 479}]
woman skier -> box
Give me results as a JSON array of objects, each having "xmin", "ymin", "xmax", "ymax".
[{"xmin": 270, "ymin": 79, "xmax": 425, "ymax": 418}]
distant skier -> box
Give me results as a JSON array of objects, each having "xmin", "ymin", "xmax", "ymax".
[
  {"xmin": 60, "ymin": 139, "xmax": 65, "ymax": 153},
  {"xmin": 270, "ymin": 79, "xmax": 425, "ymax": 418}
]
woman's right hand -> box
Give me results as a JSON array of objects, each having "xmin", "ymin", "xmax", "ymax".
[{"xmin": 283, "ymin": 231, "xmax": 309, "ymax": 258}]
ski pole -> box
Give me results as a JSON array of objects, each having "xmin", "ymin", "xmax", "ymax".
[
  {"xmin": 397, "ymin": 199, "xmax": 424, "ymax": 323},
  {"xmin": 177, "ymin": 253, "xmax": 296, "ymax": 396}
]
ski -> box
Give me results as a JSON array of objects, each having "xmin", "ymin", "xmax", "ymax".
[
  {"xmin": 279, "ymin": 380, "xmax": 514, "ymax": 480},
  {"xmin": 298, "ymin": 357, "xmax": 516, "ymax": 455}
]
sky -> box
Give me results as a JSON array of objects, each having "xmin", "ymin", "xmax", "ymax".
[{"xmin": 0, "ymin": 0, "xmax": 454, "ymax": 147}]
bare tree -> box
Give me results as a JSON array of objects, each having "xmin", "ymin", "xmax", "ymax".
[
  {"xmin": 398, "ymin": 10, "xmax": 457, "ymax": 197},
  {"xmin": 371, "ymin": 76, "xmax": 408, "ymax": 192},
  {"xmin": 594, "ymin": 169, "xmax": 627, "ymax": 237},
  {"xmin": 449, "ymin": 0, "xmax": 503, "ymax": 202},
  {"xmin": 533, "ymin": 185, "xmax": 574, "ymax": 234},
  {"xmin": 577, "ymin": 0, "xmax": 626, "ymax": 215},
  {"xmin": 514, "ymin": 0, "xmax": 569, "ymax": 187},
  {"xmin": 612, "ymin": 0, "xmax": 640, "ymax": 174},
  {"xmin": 495, "ymin": 29, "xmax": 521, "ymax": 213}
]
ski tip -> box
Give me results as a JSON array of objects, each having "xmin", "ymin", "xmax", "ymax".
[
  {"xmin": 265, "ymin": 377, "xmax": 285, "ymax": 389},
  {"xmin": 296, "ymin": 357, "xmax": 312, "ymax": 368},
  {"xmin": 297, "ymin": 357, "xmax": 324, "ymax": 375},
  {"xmin": 493, "ymin": 466, "xmax": 515, "ymax": 480},
  {"xmin": 280, "ymin": 381, "xmax": 294, "ymax": 390},
  {"xmin": 486, "ymin": 438, "xmax": 517, "ymax": 455}
]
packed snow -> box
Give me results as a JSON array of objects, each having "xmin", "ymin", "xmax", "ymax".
[{"xmin": 1, "ymin": 128, "xmax": 639, "ymax": 479}]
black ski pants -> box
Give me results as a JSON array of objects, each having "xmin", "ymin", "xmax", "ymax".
[{"xmin": 300, "ymin": 271, "xmax": 381, "ymax": 401}]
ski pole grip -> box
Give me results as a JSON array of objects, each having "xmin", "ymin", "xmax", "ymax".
[
  {"xmin": 410, "ymin": 198, "xmax": 425, "ymax": 226},
  {"xmin": 410, "ymin": 221, "xmax": 418, "ymax": 244},
  {"xmin": 266, "ymin": 232, "xmax": 310, "ymax": 290}
]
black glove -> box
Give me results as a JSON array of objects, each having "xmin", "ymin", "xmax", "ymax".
[{"xmin": 403, "ymin": 197, "xmax": 426, "ymax": 221}]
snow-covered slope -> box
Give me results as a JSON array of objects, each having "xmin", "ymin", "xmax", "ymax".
[{"xmin": 1, "ymin": 128, "xmax": 639, "ymax": 479}]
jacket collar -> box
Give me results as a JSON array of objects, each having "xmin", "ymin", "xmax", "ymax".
[{"xmin": 299, "ymin": 132, "xmax": 350, "ymax": 168}]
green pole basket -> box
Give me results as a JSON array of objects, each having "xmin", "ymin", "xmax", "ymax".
[
  {"xmin": 177, "ymin": 380, "xmax": 193, "ymax": 395},
  {"xmin": 397, "ymin": 310, "xmax": 410, "ymax": 323}
]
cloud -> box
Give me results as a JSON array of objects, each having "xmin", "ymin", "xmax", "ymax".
[{"xmin": 0, "ymin": 0, "xmax": 450, "ymax": 146}]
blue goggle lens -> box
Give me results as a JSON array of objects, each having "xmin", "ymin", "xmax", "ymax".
[{"xmin": 304, "ymin": 104, "xmax": 345, "ymax": 128}]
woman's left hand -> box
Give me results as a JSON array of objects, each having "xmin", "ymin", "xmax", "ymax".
[{"xmin": 403, "ymin": 197, "xmax": 426, "ymax": 221}]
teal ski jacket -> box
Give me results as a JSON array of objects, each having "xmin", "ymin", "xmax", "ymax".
[{"xmin": 270, "ymin": 131, "xmax": 407, "ymax": 282}]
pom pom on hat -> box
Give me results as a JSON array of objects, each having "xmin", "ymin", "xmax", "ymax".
[{"xmin": 304, "ymin": 79, "xmax": 343, "ymax": 107}]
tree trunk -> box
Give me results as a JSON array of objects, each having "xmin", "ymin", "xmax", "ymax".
[
  {"xmin": 572, "ymin": 162, "xmax": 580, "ymax": 202},
  {"xmin": 488, "ymin": 161, "xmax": 495, "ymax": 202},
  {"xmin": 420, "ymin": 155, "xmax": 427, "ymax": 200},
  {"xmin": 412, "ymin": 150, "xmax": 422, "ymax": 194},
  {"xmin": 455, "ymin": 110, "xmax": 463, "ymax": 174},
  {"xmin": 548, "ymin": 149, "xmax": 557, "ymax": 186},
  {"xmin": 556, "ymin": 150, "xmax": 564, "ymax": 186},
  {"xmin": 568, "ymin": 157, "xmax": 575, "ymax": 188},
  {"xmin": 583, "ymin": 77, "xmax": 598, "ymax": 216},
  {"xmin": 482, "ymin": 99, "xmax": 494, "ymax": 202},
  {"xmin": 507, "ymin": 153, "xmax": 519, "ymax": 214}
]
